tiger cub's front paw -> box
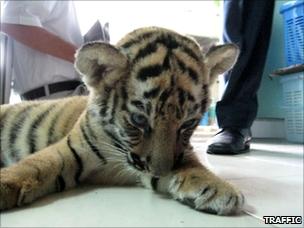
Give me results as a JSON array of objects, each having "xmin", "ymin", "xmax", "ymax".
[
  {"xmin": 170, "ymin": 169, "xmax": 244, "ymax": 215},
  {"xmin": 0, "ymin": 172, "xmax": 21, "ymax": 210},
  {"xmin": 0, "ymin": 169, "xmax": 39, "ymax": 210}
]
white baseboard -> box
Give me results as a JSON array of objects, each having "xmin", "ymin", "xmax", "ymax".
[{"xmin": 251, "ymin": 118, "xmax": 285, "ymax": 139}]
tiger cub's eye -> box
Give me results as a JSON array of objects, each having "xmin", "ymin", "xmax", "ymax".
[{"xmin": 131, "ymin": 113, "xmax": 148, "ymax": 128}]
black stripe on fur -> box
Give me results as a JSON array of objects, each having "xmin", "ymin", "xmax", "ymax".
[
  {"xmin": 109, "ymin": 92, "xmax": 119, "ymax": 124},
  {"xmin": 104, "ymin": 129, "xmax": 126, "ymax": 153},
  {"xmin": 56, "ymin": 150, "xmax": 66, "ymax": 192},
  {"xmin": 80, "ymin": 124, "xmax": 107, "ymax": 164},
  {"xmin": 200, "ymin": 84, "xmax": 209, "ymax": 114},
  {"xmin": 67, "ymin": 136, "xmax": 83, "ymax": 184},
  {"xmin": 137, "ymin": 64, "xmax": 163, "ymax": 81},
  {"xmin": 28, "ymin": 105, "xmax": 55, "ymax": 153},
  {"xmin": 143, "ymin": 86, "xmax": 161, "ymax": 99},
  {"xmin": 120, "ymin": 31, "xmax": 155, "ymax": 49},
  {"xmin": 0, "ymin": 106, "xmax": 12, "ymax": 132},
  {"xmin": 47, "ymin": 110, "xmax": 62, "ymax": 145},
  {"xmin": 133, "ymin": 42, "xmax": 158, "ymax": 63},
  {"xmin": 151, "ymin": 177, "xmax": 159, "ymax": 191},
  {"xmin": 9, "ymin": 106, "xmax": 34, "ymax": 159},
  {"xmin": 99, "ymin": 86, "xmax": 112, "ymax": 117},
  {"xmin": 176, "ymin": 58, "xmax": 198, "ymax": 83},
  {"xmin": 56, "ymin": 175, "xmax": 66, "ymax": 192}
]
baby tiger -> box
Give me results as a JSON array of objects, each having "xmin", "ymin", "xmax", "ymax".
[{"xmin": 0, "ymin": 27, "xmax": 243, "ymax": 215}]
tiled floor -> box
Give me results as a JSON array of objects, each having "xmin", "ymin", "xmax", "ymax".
[{"xmin": 0, "ymin": 129, "xmax": 303, "ymax": 227}]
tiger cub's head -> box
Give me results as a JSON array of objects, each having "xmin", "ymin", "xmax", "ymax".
[{"xmin": 75, "ymin": 27, "xmax": 239, "ymax": 176}]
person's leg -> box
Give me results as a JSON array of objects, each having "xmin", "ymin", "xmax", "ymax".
[{"xmin": 208, "ymin": 0, "xmax": 275, "ymax": 154}]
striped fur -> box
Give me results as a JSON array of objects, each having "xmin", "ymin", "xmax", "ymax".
[{"xmin": 0, "ymin": 27, "xmax": 243, "ymax": 215}]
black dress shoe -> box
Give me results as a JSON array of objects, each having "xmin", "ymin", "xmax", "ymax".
[{"xmin": 207, "ymin": 128, "xmax": 252, "ymax": 155}]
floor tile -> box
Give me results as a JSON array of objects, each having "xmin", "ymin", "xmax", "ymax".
[
  {"xmin": 0, "ymin": 187, "xmax": 271, "ymax": 228},
  {"xmin": 231, "ymin": 176, "xmax": 303, "ymax": 228}
]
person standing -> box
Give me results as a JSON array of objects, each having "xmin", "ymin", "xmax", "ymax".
[
  {"xmin": 207, "ymin": 0, "xmax": 275, "ymax": 154},
  {"xmin": 1, "ymin": 1, "xmax": 86, "ymax": 100}
]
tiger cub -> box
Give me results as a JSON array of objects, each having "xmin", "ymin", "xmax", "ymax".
[{"xmin": 0, "ymin": 27, "xmax": 243, "ymax": 215}]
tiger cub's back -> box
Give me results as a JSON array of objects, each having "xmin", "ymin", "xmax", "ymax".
[{"xmin": 0, "ymin": 96, "xmax": 88, "ymax": 167}]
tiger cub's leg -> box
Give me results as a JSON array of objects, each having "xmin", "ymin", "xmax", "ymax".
[
  {"xmin": 142, "ymin": 153, "xmax": 244, "ymax": 215},
  {"xmin": 0, "ymin": 137, "xmax": 82, "ymax": 210}
]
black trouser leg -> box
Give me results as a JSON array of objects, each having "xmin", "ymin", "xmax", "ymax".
[{"xmin": 216, "ymin": 0, "xmax": 275, "ymax": 129}]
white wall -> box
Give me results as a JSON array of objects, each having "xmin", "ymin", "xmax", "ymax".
[{"xmin": 74, "ymin": 1, "xmax": 221, "ymax": 44}]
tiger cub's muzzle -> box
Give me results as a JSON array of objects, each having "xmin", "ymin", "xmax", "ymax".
[{"xmin": 127, "ymin": 151, "xmax": 184, "ymax": 176}]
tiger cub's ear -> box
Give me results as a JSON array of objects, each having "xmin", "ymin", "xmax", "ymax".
[
  {"xmin": 204, "ymin": 43, "xmax": 239, "ymax": 84},
  {"xmin": 74, "ymin": 42, "xmax": 128, "ymax": 89}
]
